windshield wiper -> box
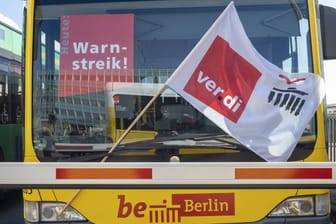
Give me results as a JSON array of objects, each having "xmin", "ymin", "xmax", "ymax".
[
  {"xmin": 120, "ymin": 133, "xmax": 244, "ymax": 149},
  {"xmin": 57, "ymin": 133, "xmax": 247, "ymax": 162}
]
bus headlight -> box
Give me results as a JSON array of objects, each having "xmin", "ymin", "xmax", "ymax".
[
  {"xmin": 268, "ymin": 194, "xmax": 329, "ymax": 217},
  {"xmin": 24, "ymin": 201, "xmax": 87, "ymax": 222}
]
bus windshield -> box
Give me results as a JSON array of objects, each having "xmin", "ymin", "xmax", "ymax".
[{"xmin": 32, "ymin": 0, "xmax": 315, "ymax": 162}]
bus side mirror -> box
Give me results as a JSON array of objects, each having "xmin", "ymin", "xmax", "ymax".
[{"xmin": 319, "ymin": 5, "xmax": 336, "ymax": 60}]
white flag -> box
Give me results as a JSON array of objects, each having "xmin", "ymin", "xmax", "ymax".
[{"xmin": 166, "ymin": 2, "xmax": 325, "ymax": 161}]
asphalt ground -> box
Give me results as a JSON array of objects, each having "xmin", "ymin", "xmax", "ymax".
[{"xmin": 0, "ymin": 189, "xmax": 24, "ymax": 223}]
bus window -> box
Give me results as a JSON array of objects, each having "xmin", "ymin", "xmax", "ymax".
[{"xmin": 31, "ymin": 0, "xmax": 316, "ymax": 162}]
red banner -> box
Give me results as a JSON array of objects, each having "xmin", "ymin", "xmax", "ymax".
[{"xmin": 59, "ymin": 14, "xmax": 134, "ymax": 96}]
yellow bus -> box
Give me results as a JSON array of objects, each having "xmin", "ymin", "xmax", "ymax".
[{"xmin": 23, "ymin": 0, "xmax": 336, "ymax": 223}]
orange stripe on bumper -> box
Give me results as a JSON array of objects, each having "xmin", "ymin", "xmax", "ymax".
[
  {"xmin": 235, "ymin": 168, "xmax": 332, "ymax": 179},
  {"xmin": 56, "ymin": 168, "xmax": 152, "ymax": 179}
]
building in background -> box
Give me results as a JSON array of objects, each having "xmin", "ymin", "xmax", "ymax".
[{"xmin": 0, "ymin": 14, "xmax": 22, "ymax": 163}]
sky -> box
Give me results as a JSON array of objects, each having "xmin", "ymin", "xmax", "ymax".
[
  {"xmin": 0, "ymin": 0, "xmax": 336, "ymax": 105},
  {"xmin": 0, "ymin": 0, "xmax": 24, "ymax": 29}
]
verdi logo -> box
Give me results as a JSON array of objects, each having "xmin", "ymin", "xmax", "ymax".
[
  {"xmin": 117, "ymin": 193, "xmax": 235, "ymax": 223},
  {"xmin": 183, "ymin": 36, "xmax": 261, "ymax": 123}
]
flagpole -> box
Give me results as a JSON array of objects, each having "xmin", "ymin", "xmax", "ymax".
[
  {"xmin": 101, "ymin": 83, "xmax": 168, "ymax": 162},
  {"xmin": 59, "ymin": 83, "xmax": 168, "ymax": 214}
]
